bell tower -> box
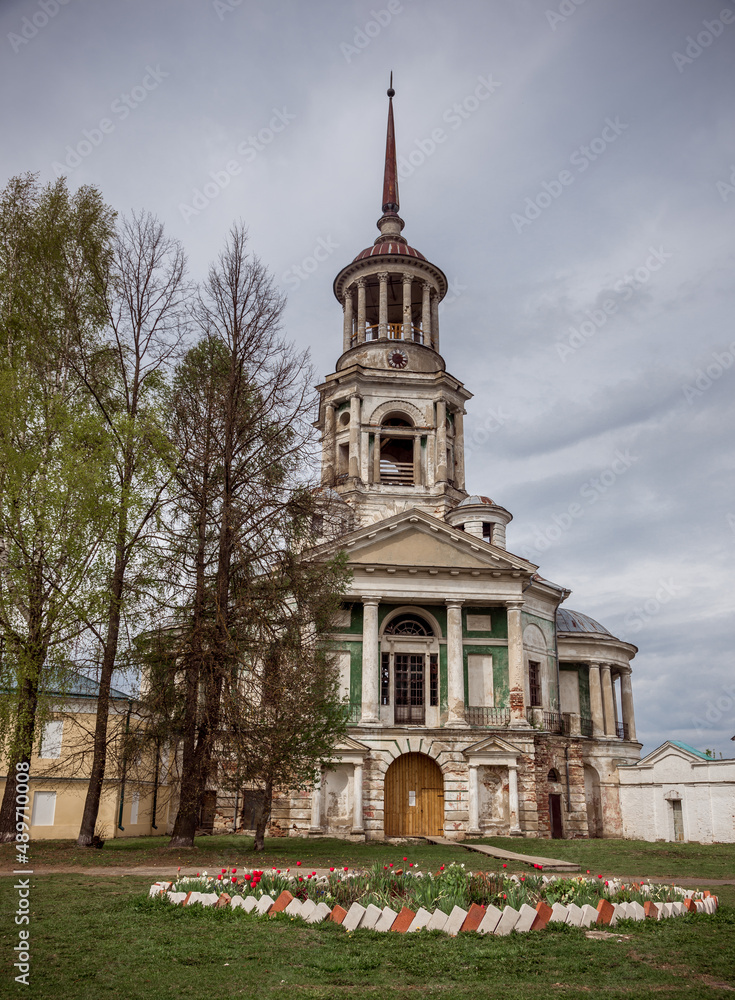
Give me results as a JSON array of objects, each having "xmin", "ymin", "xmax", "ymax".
[{"xmin": 316, "ymin": 79, "xmax": 471, "ymax": 525}]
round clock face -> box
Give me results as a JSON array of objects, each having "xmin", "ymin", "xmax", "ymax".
[{"xmin": 388, "ymin": 349, "xmax": 408, "ymax": 369}]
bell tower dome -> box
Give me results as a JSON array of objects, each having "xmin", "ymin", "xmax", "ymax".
[{"xmin": 316, "ymin": 79, "xmax": 471, "ymax": 525}]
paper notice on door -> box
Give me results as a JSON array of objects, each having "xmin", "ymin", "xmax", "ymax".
[{"xmin": 408, "ymin": 790, "xmax": 416, "ymax": 807}]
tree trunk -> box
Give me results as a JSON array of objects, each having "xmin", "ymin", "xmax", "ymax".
[
  {"xmin": 253, "ymin": 780, "xmax": 272, "ymax": 852},
  {"xmin": 0, "ymin": 669, "xmax": 41, "ymax": 841},
  {"xmin": 76, "ymin": 538, "xmax": 126, "ymax": 846}
]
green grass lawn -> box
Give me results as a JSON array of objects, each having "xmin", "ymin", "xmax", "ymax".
[
  {"xmin": 4, "ymin": 835, "xmax": 735, "ymax": 882},
  {"xmin": 469, "ymin": 838, "xmax": 735, "ymax": 880},
  {"xmin": 2, "ymin": 874, "xmax": 733, "ymax": 1000}
]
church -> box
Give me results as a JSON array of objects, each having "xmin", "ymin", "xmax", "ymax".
[{"xmin": 271, "ymin": 84, "xmax": 641, "ymax": 841}]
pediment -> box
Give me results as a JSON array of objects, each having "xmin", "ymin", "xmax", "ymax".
[
  {"xmin": 634, "ymin": 741, "xmax": 707, "ymax": 769},
  {"xmin": 326, "ymin": 509, "xmax": 534, "ymax": 574},
  {"xmin": 334, "ymin": 735, "xmax": 371, "ymax": 752},
  {"xmin": 463, "ymin": 734, "xmax": 522, "ymax": 757}
]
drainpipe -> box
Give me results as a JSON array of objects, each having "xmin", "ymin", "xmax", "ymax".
[
  {"xmin": 117, "ymin": 701, "xmax": 133, "ymax": 831},
  {"xmin": 564, "ymin": 746, "xmax": 571, "ymax": 815},
  {"xmin": 232, "ymin": 789, "xmax": 239, "ymax": 833}
]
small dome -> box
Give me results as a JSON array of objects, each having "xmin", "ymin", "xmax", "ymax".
[
  {"xmin": 457, "ymin": 495, "xmax": 495, "ymax": 507},
  {"xmin": 556, "ymin": 608, "xmax": 614, "ymax": 638},
  {"xmin": 353, "ymin": 242, "xmax": 426, "ymax": 262}
]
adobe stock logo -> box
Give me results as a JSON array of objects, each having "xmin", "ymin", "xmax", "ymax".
[{"xmin": 511, "ymin": 117, "xmax": 628, "ymax": 234}]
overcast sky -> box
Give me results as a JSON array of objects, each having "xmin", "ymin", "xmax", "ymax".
[{"xmin": 2, "ymin": 0, "xmax": 733, "ymax": 757}]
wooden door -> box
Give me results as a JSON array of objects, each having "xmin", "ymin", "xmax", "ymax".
[
  {"xmin": 384, "ymin": 752, "xmax": 444, "ymax": 837},
  {"xmin": 549, "ymin": 793, "xmax": 563, "ymax": 839}
]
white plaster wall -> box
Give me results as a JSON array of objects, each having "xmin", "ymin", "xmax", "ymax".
[{"xmin": 619, "ymin": 753, "xmax": 735, "ymax": 843}]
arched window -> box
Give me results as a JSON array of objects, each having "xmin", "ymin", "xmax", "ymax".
[
  {"xmin": 384, "ymin": 613, "xmax": 434, "ymax": 636},
  {"xmin": 548, "ymin": 768, "xmax": 560, "ymax": 783},
  {"xmin": 382, "ymin": 415, "xmax": 413, "ymax": 428}
]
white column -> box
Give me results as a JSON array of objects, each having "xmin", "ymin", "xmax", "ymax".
[
  {"xmin": 342, "ymin": 288, "xmax": 353, "ymax": 353},
  {"xmin": 588, "ymin": 662, "xmax": 604, "ymax": 737},
  {"xmin": 445, "ymin": 600, "xmax": 468, "ymax": 727},
  {"xmin": 348, "ymin": 395, "xmax": 361, "ymax": 479},
  {"xmin": 468, "ymin": 764, "xmax": 480, "ymax": 835},
  {"xmin": 430, "ymin": 290, "xmax": 440, "ymax": 352},
  {"xmin": 620, "ymin": 668, "xmax": 637, "ymax": 741},
  {"xmin": 372, "ymin": 429, "xmax": 381, "ymax": 484},
  {"xmin": 508, "ymin": 763, "xmax": 521, "ymax": 835},
  {"xmin": 378, "ymin": 271, "xmax": 389, "ymax": 338},
  {"xmin": 601, "ymin": 663, "xmax": 616, "ymax": 736},
  {"xmin": 310, "ymin": 771, "xmax": 322, "ymax": 832},
  {"xmin": 507, "ymin": 601, "xmax": 528, "ymax": 726},
  {"xmin": 436, "ymin": 399, "xmax": 447, "ymax": 482},
  {"xmin": 360, "ymin": 598, "xmax": 380, "ymax": 725},
  {"xmin": 321, "ymin": 402, "xmax": 335, "ymax": 484},
  {"xmin": 421, "ymin": 281, "xmax": 431, "ymax": 345},
  {"xmin": 356, "ymin": 278, "xmax": 366, "ymax": 342},
  {"xmin": 454, "ymin": 409, "xmax": 465, "ymax": 490},
  {"xmin": 402, "ymin": 274, "xmax": 412, "ymax": 340},
  {"xmin": 352, "ymin": 762, "xmax": 364, "ymax": 832}
]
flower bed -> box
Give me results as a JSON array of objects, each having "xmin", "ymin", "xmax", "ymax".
[{"xmin": 149, "ymin": 858, "xmax": 718, "ymax": 935}]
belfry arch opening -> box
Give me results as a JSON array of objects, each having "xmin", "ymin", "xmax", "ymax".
[
  {"xmin": 384, "ymin": 752, "xmax": 444, "ymax": 837},
  {"xmin": 377, "ymin": 412, "xmax": 418, "ymax": 486}
]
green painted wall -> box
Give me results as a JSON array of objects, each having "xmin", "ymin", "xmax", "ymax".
[
  {"xmin": 462, "ymin": 644, "xmax": 509, "ymax": 708},
  {"xmin": 462, "ymin": 606, "xmax": 507, "ymax": 639},
  {"xmin": 522, "ymin": 610, "xmax": 559, "ymax": 710},
  {"xmin": 339, "ymin": 601, "xmax": 364, "ymax": 636},
  {"xmin": 440, "ymin": 643, "xmax": 448, "ymax": 712},
  {"xmin": 560, "ymin": 662, "xmax": 591, "ymax": 717}
]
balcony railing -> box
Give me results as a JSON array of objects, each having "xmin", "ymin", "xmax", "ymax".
[
  {"xmin": 525, "ymin": 708, "xmax": 567, "ymax": 733},
  {"xmin": 394, "ymin": 704, "xmax": 425, "ymax": 725},
  {"xmin": 616, "ymin": 722, "xmax": 630, "ymax": 740},
  {"xmin": 379, "ymin": 460, "xmax": 414, "ymax": 486},
  {"xmin": 342, "ymin": 700, "xmax": 361, "ymax": 724},
  {"xmin": 580, "ymin": 715, "xmax": 593, "ymax": 737},
  {"xmin": 466, "ymin": 706, "xmax": 510, "ymax": 727},
  {"xmin": 363, "ymin": 323, "xmax": 424, "ymax": 343}
]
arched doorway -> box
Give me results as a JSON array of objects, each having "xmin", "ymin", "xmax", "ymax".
[{"xmin": 384, "ymin": 753, "xmax": 444, "ymax": 837}]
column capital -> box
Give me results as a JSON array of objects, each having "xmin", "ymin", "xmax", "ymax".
[
  {"xmin": 356, "ymin": 276, "xmax": 367, "ymax": 287},
  {"xmin": 361, "ymin": 595, "xmax": 382, "ymax": 606},
  {"xmin": 445, "ymin": 598, "xmax": 464, "ymax": 609},
  {"xmin": 421, "ymin": 279, "xmax": 432, "ymax": 290},
  {"xmin": 505, "ymin": 600, "xmax": 524, "ymax": 612},
  {"xmin": 377, "ymin": 270, "xmax": 389, "ymax": 281},
  {"xmin": 402, "ymin": 273, "xmax": 412, "ymax": 285}
]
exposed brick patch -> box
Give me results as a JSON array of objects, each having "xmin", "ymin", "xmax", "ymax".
[{"xmin": 596, "ymin": 899, "xmax": 615, "ymax": 925}]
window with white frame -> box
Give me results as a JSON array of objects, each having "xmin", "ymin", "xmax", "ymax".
[
  {"xmin": 39, "ymin": 720, "xmax": 63, "ymax": 759},
  {"xmin": 31, "ymin": 791, "xmax": 56, "ymax": 826}
]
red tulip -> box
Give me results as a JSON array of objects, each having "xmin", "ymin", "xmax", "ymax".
[
  {"xmin": 389, "ymin": 863, "xmax": 393, "ymax": 868},
  {"xmin": 232, "ymin": 868, "xmax": 237, "ymax": 874},
  {"xmin": 598, "ymin": 875, "xmax": 603, "ymax": 879},
  {"xmin": 343, "ymin": 867, "xmax": 348, "ymax": 872},
  {"xmin": 331, "ymin": 867, "xmax": 335, "ymax": 872},
  {"xmin": 502, "ymin": 864, "xmax": 507, "ymax": 869},
  {"xmin": 217, "ymin": 874, "xmax": 222, "ymax": 880},
  {"xmin": 221, "ymin": 868, "xmax": 227, "ymax": 874},
  {"xmin": 403, "ymin": 857, "xmax": 407, "ymax": 862}
]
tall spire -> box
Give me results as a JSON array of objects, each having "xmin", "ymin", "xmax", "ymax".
[{"xmin": 381, "ymin": 73, "xmax": 399, "ymax": 216}]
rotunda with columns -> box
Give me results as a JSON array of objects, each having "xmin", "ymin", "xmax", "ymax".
[{"xmin": 270, "ymin": 84, "xmax": 641, "ymax": 841}]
